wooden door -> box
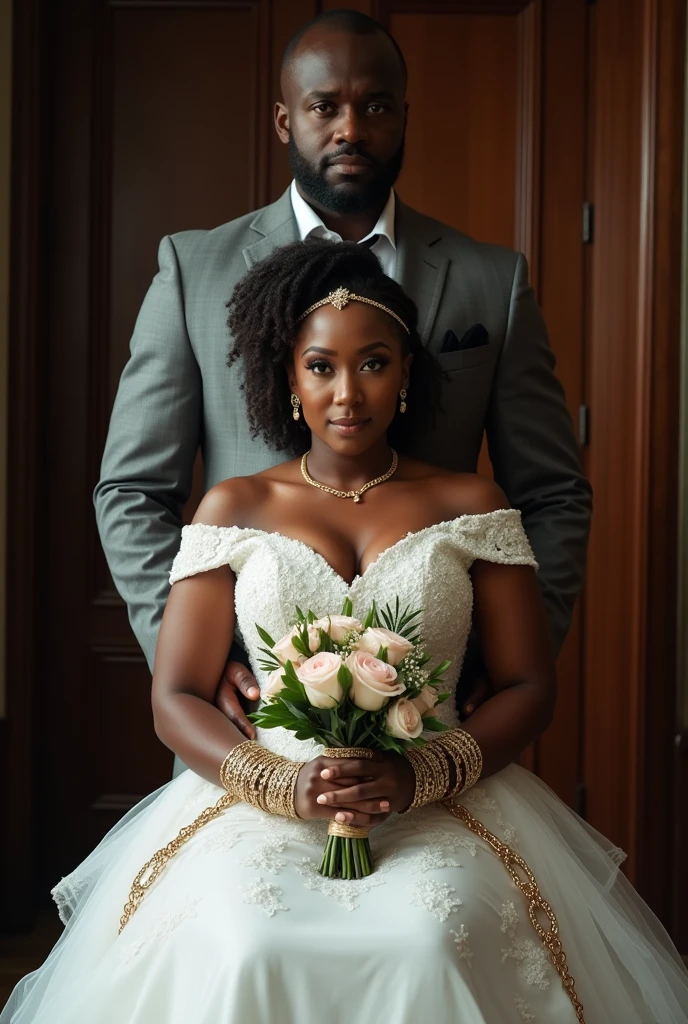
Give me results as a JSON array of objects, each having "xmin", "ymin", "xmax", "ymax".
[
  {"xmin": 35, "ymin": 0, "xmax": 587, "ymax": 888},
  {"xmin": 378, "ymin": 0, "xmax": 588, "ymax": 809}
]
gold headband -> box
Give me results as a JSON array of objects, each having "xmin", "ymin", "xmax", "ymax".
[{"xmin": 297, "ymin": 286, "xmax": 411, "ymax": 335}]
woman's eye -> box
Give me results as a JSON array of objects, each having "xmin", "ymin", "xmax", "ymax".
[
  {"xmin": 361, "ymin": 357, "xmax": 388, "ymax": 371},
  {"xmin": 306, "ymin": 359, "xmax": 332, "ymax": 374}
]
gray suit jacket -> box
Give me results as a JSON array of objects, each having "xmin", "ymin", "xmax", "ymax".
[{"xmin": 95, "ymin": 189, "xmax": 591, "ymax": 673}]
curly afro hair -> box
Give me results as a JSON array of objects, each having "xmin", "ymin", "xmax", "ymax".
[{"xmin": 227, "ymin": 238, "xmax": 443, "ymax": 455}]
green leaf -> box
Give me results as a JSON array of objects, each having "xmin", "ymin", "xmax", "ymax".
[
  {"xmin": 295, "ymin": 606, "xmax": 305, "ymax": 623},
  {"xmin": 341, "ymin": 597, "xmax": 353, "ymax": 617},
  {"xmin": 290, "ymin": 634, "xmax": 310, "ymax": 658},
  {"xmin": 255, "ymin": 625, "xmax": 276, "ymax": 649},
  {"xmin": 337, "ymin": 663, "xmax": 353, "ymax": 694},
  {"xmin": 435, "ymin": 691, "xmax": 451, "ymax": 705},
  {"xmin": 307, "ymin": 609, "xmax": 315, "ymax": 625},
  {"xmin": 421, "ymin": 716, "xmax": 449, "ymax": 732},
  {"xmin": 376, "ymin": 646, "xmax": 388, "ymax": 663},
  {"xmin": 317, "ymin": 628, "xmax": 335, "ymax": 653}
]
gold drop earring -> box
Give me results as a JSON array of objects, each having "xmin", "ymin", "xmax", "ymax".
[
  {"xmin": 291, "ymin": 394, "xmax": 301, "ymax": 421},
  {"xmin": 399, "ymin": 388, "xmax": 408, "ymax": 414}
]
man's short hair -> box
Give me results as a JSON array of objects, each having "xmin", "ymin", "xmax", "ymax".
[{"xmin": 281, "ymin": 8, "xmax": 408, "ymax": 86}]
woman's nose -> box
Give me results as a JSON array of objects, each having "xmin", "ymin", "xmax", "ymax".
[{"xmin": 334, "ymin": 374, "xmax": 363, "ymax": 407}]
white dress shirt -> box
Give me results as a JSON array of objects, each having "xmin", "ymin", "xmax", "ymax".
[{"xmin": 289, "ymin": 180, "xmax": 398, "ymax": 281}]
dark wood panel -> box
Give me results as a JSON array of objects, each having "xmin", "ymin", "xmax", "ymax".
[
  {"xmin": 640, "ymin": 0, "xmax": 685, "ymax": 929},
  {"xmin": 532, "ymin": 0, "xmax": 586, "ymax": 810},
  {"xmin": 0, "ymin": 0, "xmax": 46, "ymax": 930},
  {"xmin": 392, "ymin": 11, "xmax": 519, "ymax": 250},
  {"xmin": 109, "ymin": 5, "xmax": 260, "ymax": 407}
]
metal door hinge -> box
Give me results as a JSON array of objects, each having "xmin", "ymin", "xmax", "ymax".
[
  {"xmin": 583, "ymin": 202, "xmax": 594, "ymax": 244},
  {"xmin": 578, "ymin": 404, "xmax": 590, "ymax": 447}
]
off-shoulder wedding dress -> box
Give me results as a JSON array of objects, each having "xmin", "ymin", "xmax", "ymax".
[{"xmin": 4, "ymin": 511, "xmax": 688, "ymax": 1023}]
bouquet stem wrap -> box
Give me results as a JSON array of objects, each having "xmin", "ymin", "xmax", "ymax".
[{"xmin": 319, "ymin": 747, "xmax": 374, "ymax": 879}]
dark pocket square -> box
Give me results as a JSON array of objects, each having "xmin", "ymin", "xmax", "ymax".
[{"xmin": 440, "ymin": 324, "xmax": 489, "ymax": 353}]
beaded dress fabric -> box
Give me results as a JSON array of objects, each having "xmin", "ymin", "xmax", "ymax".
[{"xmin": 3, "ymin": 511, "xmax": 688, "ymax": 1024}]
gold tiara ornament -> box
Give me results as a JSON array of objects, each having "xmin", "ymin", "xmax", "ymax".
[{"xmin": 297, "ymin": 287, "xmax": 410, "ymax": 335}]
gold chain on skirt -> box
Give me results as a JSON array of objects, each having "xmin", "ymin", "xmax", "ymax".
[
  {"xmin": 444, "ymin": 800, "xmax": 586, "ymax": 1022},
  {"xmin": 118, "ymin": 785, "xmax": 582, "ymax": 1021},
  {"xmin": 118, "ymin": 792, "xmax": 238, "ymax": 933}
]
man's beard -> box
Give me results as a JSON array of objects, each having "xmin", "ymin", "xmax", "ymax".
[{"xmin": 288, "ymin": 134, "xmax": 405, "ymax": 214}]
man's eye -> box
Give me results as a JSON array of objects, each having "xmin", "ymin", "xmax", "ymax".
[
  {"xmin": 368, "ymin": 104, "xmax": 387, "ymax": 114},
  {"xmin": 313, "ymin": 104, "xmax": 333, "ymax": 114}
]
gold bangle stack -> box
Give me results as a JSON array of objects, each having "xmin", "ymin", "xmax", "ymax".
[
  {"xmin": 220, "ymin": 741, "xmax": 303, "ymax": 818},
  {"xmin": 405, "ymin": 729, "xmax": 483, "ymax": 811}
]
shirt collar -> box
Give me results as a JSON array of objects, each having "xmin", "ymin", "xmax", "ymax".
[{"xmin": 289, "ymin": 180, "xmax": 396, "ymax": 250}]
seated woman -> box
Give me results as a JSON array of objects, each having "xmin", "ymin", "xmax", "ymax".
[{"xmin": 4, "ymin": 240, "xmax": 688, "ymax": 1024}]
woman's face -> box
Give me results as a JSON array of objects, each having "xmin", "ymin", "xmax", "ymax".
[{"xmin": 289, "ymin": 301, "xmax": 412, "ymax": 456}]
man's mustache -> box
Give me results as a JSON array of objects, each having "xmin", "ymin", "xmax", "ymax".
[{"xmin": 323, "ymin": 144, "xmax": 377, "ymax": 169}]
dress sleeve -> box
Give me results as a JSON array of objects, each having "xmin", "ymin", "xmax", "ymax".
[
  {"xmin": 453, "ymin": 509, "xmax": 538, "ymax": 569},
  {"xmin": 169, "ymin": 524, "xmax": 246, "ymax": 584}
]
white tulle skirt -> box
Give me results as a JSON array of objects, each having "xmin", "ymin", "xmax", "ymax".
[{"xmin": 3, "ymin": 764, "xmax": 688, "ymax": 1023}]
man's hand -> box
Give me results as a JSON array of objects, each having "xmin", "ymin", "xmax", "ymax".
[
  {"xmin": 215, "ymin": 659, "xmax": 260, "ymax": 740},
  {"xmin": 459, "ymin": 675, "xmax": 492, "ymax": 719}
]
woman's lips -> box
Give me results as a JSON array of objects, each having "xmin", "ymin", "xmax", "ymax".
[{"xmin": 329, "ymin": 418, "xmax": 371, "ymax": 435}]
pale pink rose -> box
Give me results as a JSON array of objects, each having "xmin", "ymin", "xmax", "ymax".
[
  {"xmin": 272, "ymin": 627, "xmax": 311, "ymax": 666},
  {"xmin": 355, "ymin": 626, "xmax": 414, "ymax": 667},
  {"xmin": 311, "ymin": 615, "xmax": 363, "ymax": 642},
  {"xmin": 346, "ymin": 650, "xmax": 405, "ymax": 711},
  {"xmin": 296, "ymin": 652, "xmax": 344, "ymax": 709},
  {"xmin": 386, "ymin": 698, "xmax": 423, "ymax": 740},
  {"xmin": 264, "ymin": 669, "xmax": 286, "ymax": 700},
  {"xmin": 411, "ymin": 684, "xmax": 439, "ymax": 717}
]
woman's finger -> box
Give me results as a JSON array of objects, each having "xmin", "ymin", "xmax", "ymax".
[
  {"xmin": 316, "ymin": 781, "xmax": 388, "ymax": 806},
  {"xmin": 319, "ymin": 757, "xmax": 384, "ymax": 781},
  {"xmin": 329, "ymin": 809, "xmax": 390, "ymax": 828}
]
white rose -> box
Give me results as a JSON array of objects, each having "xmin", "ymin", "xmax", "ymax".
[
  {"xmin": 296, "ymin": 652, "xmax": 344, "ymax": 709},
  {"xmin": 355, "ymin": 626, "xmax": 414, "ymax": 667},
  {"xmin": 311, "ymin": 615, "xmax": 363, "ymax": 642},
  {"xmin": 411, "ymin": 684, "xmax": 439, "ymax": 717},
  {"xmin": 385, "ymin": 698, "xmax": 423, "ymax": 740},
  {"xmin": 264, "ymin": 669, "xmax": 286, "ymax": 700},
  {"xmin": 346, "ymin": 650, "xmax": 405, "ymax": 712},
  {"xmin": 272, "ymin": 627, "xmax": 312, "ymax": 665}
]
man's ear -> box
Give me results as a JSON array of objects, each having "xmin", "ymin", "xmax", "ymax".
[{"xmin": 275, "ymin": 102, "xmax": 290, "ymax": 144}]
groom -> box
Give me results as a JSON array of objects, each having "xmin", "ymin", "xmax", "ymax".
[{"xmin": 95, "ymin": 9, "xmax": 591, "ymax": 744}]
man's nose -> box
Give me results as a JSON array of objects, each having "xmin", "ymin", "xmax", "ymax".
[{"xmin": 333, "ymin": 107, "xmax": 369, "ymax": 147}]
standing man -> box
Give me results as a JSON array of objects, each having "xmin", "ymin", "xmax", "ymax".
[{"xmin": 95, "ymin": 9, "xmax": 591, "ymax": 743}]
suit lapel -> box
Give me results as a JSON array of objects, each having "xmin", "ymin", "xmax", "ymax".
[
  {"xmin": 396, "ymin": 200, "xmax": 448, "ymax": 345},
  {"xmin": 242, "ymin": 189, "xmax": 298, "ymax": 269}
]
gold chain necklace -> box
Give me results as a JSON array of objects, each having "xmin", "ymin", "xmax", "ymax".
[{"xmin": 300, "ymin": 448, "xmax": 398, "ymax": 503}]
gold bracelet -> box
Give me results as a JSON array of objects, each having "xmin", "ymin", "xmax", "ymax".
[
  {"xmin": 435, "ymin": 729, "xmax": 483, "ymax": 798},
  {"xmin": 220, "ymin": 741, "xmax": 303, "ymax": 818},
  {"xmin": 404, "ymin": 729, "xmax": 483, "ymax": 810}
]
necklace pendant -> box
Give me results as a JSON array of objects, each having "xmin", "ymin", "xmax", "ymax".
[{"xmin": 353, "ymin": 494, "xmax": 361, "ymax": 503}]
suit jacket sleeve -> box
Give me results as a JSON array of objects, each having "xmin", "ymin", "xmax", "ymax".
[
  {"xmin": 486, "ymin": 254, "xmax": 592, "ymax": 654},
  {"xmin": 94, "ymin": 235, "xmax": 202, "ymax": 670}
]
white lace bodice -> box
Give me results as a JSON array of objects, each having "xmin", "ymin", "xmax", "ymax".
[{"xmin": 169, "ymin": 510, "xmax": 537, "ymax": 761}]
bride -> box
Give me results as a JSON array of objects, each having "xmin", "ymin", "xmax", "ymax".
[{"xmin": 5, "ymin": 239, "xmax": 688, "ymax": 1023}]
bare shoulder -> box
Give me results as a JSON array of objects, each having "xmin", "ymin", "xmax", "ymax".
[
  {"xmin": 400, "ymin": 459, "xmax": 508, "ymax": 517},
  {"xmin": 443, "ymin": 473, "xmax": 509, "ymax": 517},
  {"xmin": 192, "ymin": 475, "xmax": 271, "ymax": 529}
]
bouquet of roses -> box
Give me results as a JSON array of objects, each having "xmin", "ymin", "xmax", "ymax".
[{"xmin": 250, "ymin": 597, "xmax": 451, "ymax": 879}]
